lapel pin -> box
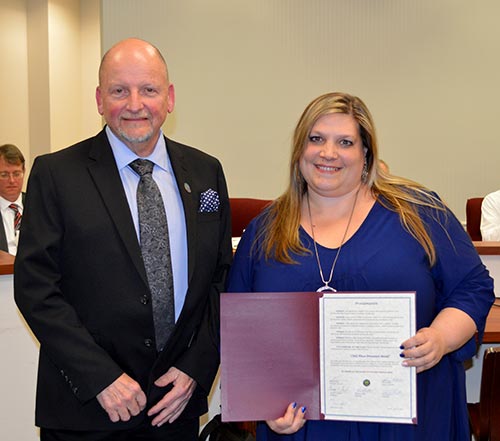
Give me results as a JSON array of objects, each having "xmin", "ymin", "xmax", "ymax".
[{"xmin": 184, "ymin": 182, "xmax": 192, "ymax": 193}]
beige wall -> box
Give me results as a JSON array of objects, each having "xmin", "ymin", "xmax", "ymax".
[
  {"xmin": 1, "ymin": 0, "xmax": 30, "ymax": 161},
  {"xmin": 2, "ymin": 0, "xmax": 499, "ymax": 220},
  {"xmin": 47, "ymin": 0, "xmax": 102, "ymax": 150},
  {"xmin": 2, "ymin": 0, "xmax": 101, "ymax": 173},
  {"xmin": 101, "ymin": 0, "xmax": 500, "ymax": 221}
]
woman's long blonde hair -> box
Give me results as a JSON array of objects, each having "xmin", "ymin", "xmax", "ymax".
[{"xmin": 257, "ymin": 92, "xmax": 446, "ymax": 266}]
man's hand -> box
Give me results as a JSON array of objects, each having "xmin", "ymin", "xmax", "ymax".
[
  {"xmin": 147, "ymin": 367, "xmax": 196, "ymax": 426},
  {"xmin": 96, "ymin": 373, "xmax": 147, "ymax": 422}
]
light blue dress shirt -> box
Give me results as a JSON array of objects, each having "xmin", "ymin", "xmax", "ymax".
[{"xmin": 106, "ymin": 126, "xmax": 188, "ymax": 320}]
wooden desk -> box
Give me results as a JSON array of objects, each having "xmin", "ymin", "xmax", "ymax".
[
  {"xmin": 0, "ymin": 250, "xmax": 14, "ymax": 275},
  {"xmin": 484, "ymin": 304, "xmax": 500, "ymax": 343},
  {"xmin": 0, "ymin": 252, "xmax": 38, "ymax": 441},
  {"xmin": 473, "ymin": 242, "xmax": 500, "ymax": 343},
  {"xmin": 473, "ymin": 241, "xmax": 500, "ymax": 255}
]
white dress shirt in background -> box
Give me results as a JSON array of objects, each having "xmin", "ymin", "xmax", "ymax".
[
  {"xmin": 0, "ymin": 194, "xmax": 23, "ymax": 255},
  {"xmin": 481, "ymin": 189, "xmax": 500, "ymax": 241}
]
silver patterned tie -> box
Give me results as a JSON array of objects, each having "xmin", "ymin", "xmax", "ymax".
[{"xmin": 129, "ymin": 159, "xmax": 174, "ymax": 351}]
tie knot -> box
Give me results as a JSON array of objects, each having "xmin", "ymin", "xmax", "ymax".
[
  {"xmin": 129, "ymin": 159, "xmax": 154, "ymax": 177},
  {"xmin": 9, "ymin": 203, "xmax": 19, "ymax": 213}
]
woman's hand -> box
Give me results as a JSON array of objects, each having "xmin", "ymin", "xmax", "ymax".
[
  {"xmin": 266, "ymin": 402, "xmax": 307, "ymax": 435},
  {"xmin": 399, "ymin": 327, "xmax": 447, "ymax": 373},
  {"xmin": 400, "ymin": 307, "xmax": 476, "ymax": 373}
]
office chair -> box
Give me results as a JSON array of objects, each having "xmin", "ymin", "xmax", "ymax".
[
  {"xmin": 468, "ymin": 346, "xmax": 500, "ymax": 440},
  {"xmin": 229, "ymin": 198, "xmax": 272, "ymax": 238},
  {"xmin": 466, "ymin": 197, "xmax": 484, "ymax": 241}
]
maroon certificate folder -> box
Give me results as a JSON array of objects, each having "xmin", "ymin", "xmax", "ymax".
[
  {"xmin": 221, "ymin": 291, "xmax": 417, "ymax": 424},
  {"xmin": 220, "ymin": 292, "xmax": 323, "ymax": 421}
]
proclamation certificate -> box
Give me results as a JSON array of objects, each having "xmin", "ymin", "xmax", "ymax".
[{"xmin": 319, "ymin": 292, "xmax": 417, "ymax": 424}]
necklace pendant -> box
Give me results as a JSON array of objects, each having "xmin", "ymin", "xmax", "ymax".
[{"xmin": 317, "ymin": 284, "xmax": 337, "ymax": 293}]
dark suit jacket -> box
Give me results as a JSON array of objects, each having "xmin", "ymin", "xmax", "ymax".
[
  {"xmin": 14, "ymin": 129, "xmax": 232, "ymax": 431},
  {"xmin": 0, "ymin": 193, "xmax": 25, "ymax": 253}
]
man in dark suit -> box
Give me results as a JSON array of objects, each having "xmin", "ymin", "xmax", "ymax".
[
  {"xmin": 14, "ymin": 38, "xmax": 232, "ymax": 441},
  {"xmin": 0, "ymin": 144, "xmax": 25, "ymax": 255}
]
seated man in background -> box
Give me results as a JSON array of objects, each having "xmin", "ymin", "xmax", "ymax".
[
  {"xmin": 0, "ymin": 144, "xmax": 25, "ymax": 255},
  {"xmin": 481, "ymin": 189, "xmax": 500, "ymax": 241}
]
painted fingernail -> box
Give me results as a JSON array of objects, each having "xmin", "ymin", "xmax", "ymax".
[
  {"xmin": 301, "ymin": 406, "xmax": 307, "ymax": 413},
  {"xmin": 399, "ymin": 352, "xmax": 405, "ymax": 358},
  {"xmin": 292, "ymin": 402, "xmax": 297, "ymax": 409},
  {"xmin": 400, "ymin": 345, "xmax": 405, "ymax": 350}
]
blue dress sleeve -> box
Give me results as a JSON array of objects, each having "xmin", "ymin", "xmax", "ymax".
[{"xmin": 426, "ymin": 206, "xmax": 494, "ymax": 360}]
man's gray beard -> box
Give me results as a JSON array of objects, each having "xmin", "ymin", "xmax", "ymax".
[{"xmin": 118, "ymin": 129, "xmax": 153, "ymax": 145}]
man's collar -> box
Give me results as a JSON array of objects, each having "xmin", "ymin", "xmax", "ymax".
[
  {"xmin": 105, "ymin": 126, "xmax": 169, "ymax": 172},
  {"xmin": 0, "ymin": 194, "xmax": 23, "ymax": 210}
]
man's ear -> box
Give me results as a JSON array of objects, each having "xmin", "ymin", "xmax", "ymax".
[
  {"xmin": 167, "ymin": 83, "xmax": 175, "ymax": 113},
  {"xmin": 96, "ymin": 87, "xmax": 104, "ymax": 115}
]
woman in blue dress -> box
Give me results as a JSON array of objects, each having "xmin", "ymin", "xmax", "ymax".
[{"xmin": 227, "ymin": 92, "xmax": 494, "ymax": 441}]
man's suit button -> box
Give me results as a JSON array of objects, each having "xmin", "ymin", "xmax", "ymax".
[
  {"xmin": 140, "ymin": 295, "xmax": 149, "ymax": 305},
  {"xmin": 144, "ymin": 339, "xmax": 153, "ymax": 348}
]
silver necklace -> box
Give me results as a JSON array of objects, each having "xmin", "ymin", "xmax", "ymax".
[{"xmin": 307, "ymin": 189, "xmax": 360, "ymax": 292}]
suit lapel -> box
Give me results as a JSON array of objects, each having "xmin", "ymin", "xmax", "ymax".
[
  {"xmin": 87, "ymin": 130, "xmax": 148, "ymax": 286},
  {"xmin": 166, "ymin": 138, "xmax": 197, "ymax": 283}
]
